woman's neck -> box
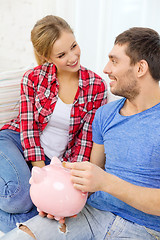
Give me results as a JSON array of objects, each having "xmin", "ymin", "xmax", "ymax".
[
  {"xmin": 57, "ymin": 70, "xmax": 79, "ymax": 104},
  {"xmin": 57, "ymin": 70, "xmax": 79, "ymax": 83}
]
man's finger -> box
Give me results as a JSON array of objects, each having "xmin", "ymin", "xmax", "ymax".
[{"xmin": 62, "ymin": 161, "xmax": 88, "ymax": 171}]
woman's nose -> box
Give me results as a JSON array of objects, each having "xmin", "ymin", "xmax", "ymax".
[{"xmin": 68, "ymin": 52, "xmax": 77, "ymax": 62}]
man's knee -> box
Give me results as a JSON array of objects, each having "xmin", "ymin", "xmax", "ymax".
[{"xmin": 19, "ymin": 224, "xmax": 36, "ymax": 239}]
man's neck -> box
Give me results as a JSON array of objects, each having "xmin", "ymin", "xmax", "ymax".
[{"xmin": 120, "ymin": 85, "xmax": 160, "ymax": 116}]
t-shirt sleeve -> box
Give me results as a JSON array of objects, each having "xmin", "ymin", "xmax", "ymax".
[{"xmin": 92, "ymin": 107, "xmax": 104, "ymax": 144}]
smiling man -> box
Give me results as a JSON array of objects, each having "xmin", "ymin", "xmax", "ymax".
[
  {"xmin": 107, "ymin": 45, "xmax": 140, "ymax": 100},
  {"xmin": 3, "ymin": 27, "xmax": 160, "ymax": 240}
]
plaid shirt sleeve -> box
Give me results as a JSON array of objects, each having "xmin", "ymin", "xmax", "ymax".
[
  {"xmin": 63, "ymin": 68, "xmax": 108, "ymax": 162},
  {"xmin": 20, "ymin": 70, "xmax": 45, "ymax": 162}
]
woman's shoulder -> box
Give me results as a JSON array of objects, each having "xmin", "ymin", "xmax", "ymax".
[
  {"xmin": 24, "ymin": 63, "xmax": 55, "ymax": 77},
  {"xmin": 22, "ymin": 63, "xmax": 56, "ymax": 86},
  {"xmin": 80, "ymin": 65, "xmax": 101, "ymax": 76},
  {"xmin": 80, "ymin": 65, "xmax": 105, "ymax": 86}
]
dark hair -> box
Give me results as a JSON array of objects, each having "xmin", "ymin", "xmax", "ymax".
[
  {"xmin": 31, "ymin": 15, "xmax": 73, "ymax": 65},
  {"xmin": 115, "ymin": 27, "xmax": 160, "ymax": 81}
]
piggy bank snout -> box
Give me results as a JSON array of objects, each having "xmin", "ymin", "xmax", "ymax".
[{"xmin": 29, "ymin": 166, "xmax": 46, "ymax": 184}]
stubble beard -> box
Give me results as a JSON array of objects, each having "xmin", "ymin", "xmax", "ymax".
[{"xmin": 110, "ymin": 69, "xmax": 140, "ymax": 100}]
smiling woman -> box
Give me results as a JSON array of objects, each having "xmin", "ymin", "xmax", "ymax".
[
  {"xmin": 48, "ymin": 31, "xmax": 80, "ymax": 104},
  {"xmin": 0, "ymin": 15, "xmax": 107, "ymax": 233}
]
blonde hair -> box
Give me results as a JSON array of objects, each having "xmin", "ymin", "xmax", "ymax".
[{"xmin": 31, "ymin": 15, "xmax": 73, "ymax": 65}]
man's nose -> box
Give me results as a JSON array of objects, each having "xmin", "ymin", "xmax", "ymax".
[{"xmin": 103, "ymin": 62, "xmax": 111, "ymax": 75}]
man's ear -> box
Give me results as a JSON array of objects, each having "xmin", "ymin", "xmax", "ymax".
[{"xmin": 137, "ymin": 60, "xmax": 148, "ymax": 77}]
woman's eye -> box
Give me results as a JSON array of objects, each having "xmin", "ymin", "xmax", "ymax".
[
  {"xmin": 58, "ymin": 53, "xmax": 65, "ymax": 58},
  {"xmin": 71, "ymin": 44, "xmax": 77, "ymax": 49}
]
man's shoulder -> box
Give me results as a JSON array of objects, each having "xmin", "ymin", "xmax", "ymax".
[
  {"xmin": 93, "ymin": 98, "xmax": 125, "ymax": 136},
  {"xmin": 96, "ymin": 98, "xmax": 125, "ymax": 116}
]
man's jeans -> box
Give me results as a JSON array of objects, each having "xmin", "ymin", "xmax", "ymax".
[
  {"xmin": 0, "ymin": 130, "xmax": 50, "ymax": 233},
  {"xmin": 2, "ymin": 205, "xmax": 160, "ymax": 240}
]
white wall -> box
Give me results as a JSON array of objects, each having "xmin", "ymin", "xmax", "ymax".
[
  {"xmin": 0, "ymin": 0, "xmax": 160, "ymax": 80},
  {"xmin": 0, "ymin": 0, "xmax": 34, "ymax": 71},
  {"xmin": 0, "ymin": 0, "xmax": 78, "ymax": 71},
  {"xmin": 74, "ymin": 0, "xmax": 160, "ymax": 79}
]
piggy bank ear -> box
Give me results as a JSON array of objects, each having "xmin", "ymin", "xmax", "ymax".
[
  {"xmin": 29, "ymin": 166, "xmax": 46, "ymax": 184},
  {"xmin": 51, "ymin": 156, "xmax": 61, "ymax": 166}
]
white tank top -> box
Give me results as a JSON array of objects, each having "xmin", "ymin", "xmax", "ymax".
[{"xmin": 40, "ymin": 97, "xmax": 72, "ymax": 160}]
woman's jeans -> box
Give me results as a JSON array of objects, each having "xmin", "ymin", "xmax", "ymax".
[
  {"xmin": 2, "ymin": 205, "xmax": 160, "ymax": 240},
  {"xmin": 0, "ymin": 129, "xmax": 50, "ymax": 233}
]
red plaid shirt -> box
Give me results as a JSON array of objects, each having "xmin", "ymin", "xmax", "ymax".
[{"xmin": 2, "ymin": 63, "xmax": 107, "ymax": 162}]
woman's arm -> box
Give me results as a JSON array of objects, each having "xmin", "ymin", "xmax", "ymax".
[
  {"xmin": 70, "ymin": 80, "xmax": 107, "ymax": 162},
  {"xmin": 20, "ymin": 71, "xmax": 45, "ymax": 164}
]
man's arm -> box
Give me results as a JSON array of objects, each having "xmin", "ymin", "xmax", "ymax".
[
  {"xmin": 102, "ymin": 172, "xmax": 160, "ymax": 216},
  {"xmin": 90, "ymin": 143, "xmax": 106, "ymax": 169},
  {"xmin": 63, "ymin": 143, "xmax": 160, "ymax": 216}
]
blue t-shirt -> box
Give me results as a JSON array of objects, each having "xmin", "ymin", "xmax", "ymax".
[{"xmin": 87, "ymin": 98, "xmax": 160, "ymax": 231}]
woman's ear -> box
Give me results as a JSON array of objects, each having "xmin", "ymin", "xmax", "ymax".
[
  {"xmin": 47, "ymin": 57, "xmax": 54, "ymax": 64},
  {"xmin": 137, "ymin": 60, "xmax": 148, "ymax": 77}
]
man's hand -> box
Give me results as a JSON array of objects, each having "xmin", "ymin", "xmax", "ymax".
[
  {"xmin": 61, "ymin": 162, "xmax": 160, "ymax": 216},
  {"xmin": 62, "ymin": 161, "xmax": 106, "ymax": 193}
]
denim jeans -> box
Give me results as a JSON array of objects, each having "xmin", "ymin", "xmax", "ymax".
[
  {"xmin": 0, "ymin": 130, "xmax": 50, "ymax": 233},
  {"xmin": 2, "ymin": 205, "xmax": 160, "ymax": 240}
]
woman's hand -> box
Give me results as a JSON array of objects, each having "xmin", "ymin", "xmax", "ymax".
[
  {"xmin": 38, "ymin": 210, "xmax": 65, "ymax": 223},
  {"xmin": 38, "ymin": 211, "xmax": 77, "ymax": 224},
  {"xmin": 31, "ymin": 160, "xmax": 45, "ymax": 168}
]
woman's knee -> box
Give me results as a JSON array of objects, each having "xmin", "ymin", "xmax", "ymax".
[
  {"xmin": 0, "ymin": 184, "xmax": 33, "ymax": 213},
  {"xmin": 0, "ymin": 155, "xmax": 33, "ymax": 213},
  {"xmin": 0, "ymin": 135, "xmax": 32, "ymax": 212}
]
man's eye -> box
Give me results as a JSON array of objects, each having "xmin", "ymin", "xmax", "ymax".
[{"xmin": 112, "ymin": 59, "xmax": 116, "ymax": 64}]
